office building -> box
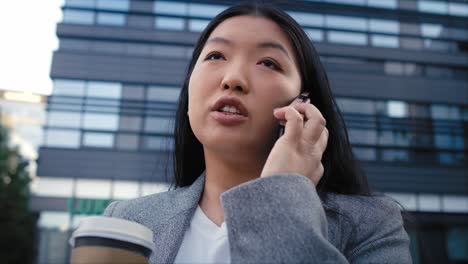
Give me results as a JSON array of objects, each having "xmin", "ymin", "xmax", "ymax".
[{"xmin": 33, "ymin": 1, "xmax": 468, "ymax": 263}]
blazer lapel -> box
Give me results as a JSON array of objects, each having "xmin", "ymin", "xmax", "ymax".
[{"xmin": 137, "ymin": 173, "xmax": 206, "ymax": 263}]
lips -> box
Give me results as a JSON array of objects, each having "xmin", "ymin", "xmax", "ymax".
[{"xmin": 211, "ymin": 96, "xmax": 248, "ymax": 117}]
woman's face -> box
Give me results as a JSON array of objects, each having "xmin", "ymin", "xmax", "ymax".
[{"xmin": 188, "ymin": 15, "xmax": 302, "ymax": 158}]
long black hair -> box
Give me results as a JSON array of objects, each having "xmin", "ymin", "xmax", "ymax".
[{"xmin": 172, "ymin": 2, "xmax": 371, "ymax": 195}]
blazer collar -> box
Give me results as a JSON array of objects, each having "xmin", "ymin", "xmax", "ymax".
[{"xmin": 138, "ymin": 172, "xmax": 206, "ymax": 263}]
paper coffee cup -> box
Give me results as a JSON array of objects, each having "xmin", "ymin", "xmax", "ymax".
[{"xmin": 69, "ymin": 216, "xmax": 155, "ymax": 264}]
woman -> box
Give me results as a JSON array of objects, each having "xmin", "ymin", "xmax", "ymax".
[{"xmin": 104, "ymin": 2, "xmax": 411, "ymax": 263}]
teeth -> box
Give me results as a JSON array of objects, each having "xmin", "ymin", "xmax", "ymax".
[{"xmin": 220, "ymin": 105, "xmax": 241, "ymax": 114}]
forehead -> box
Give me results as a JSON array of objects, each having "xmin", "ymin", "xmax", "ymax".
[{"xmin": 207, "ymin": 15, "xmax": 294, "ymax": 52}]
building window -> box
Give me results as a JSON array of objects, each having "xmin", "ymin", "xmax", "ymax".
[
  {"xmin": 189, "ymin": 19, "xmax": 209, "ymax": 32},
  {"xmin": 116, "ymin": 134, "xmax": 139, "ymax": 150},
  {"xmin": 63, "ymin": 10, "xmax": 94, "ymax": 25},
  {"xmin": 421, "ymin": 23, "xmax": 443, "ymax": 38},
  {"xmin": 87, "ymin": 81, "xmax": 122, "ymax": 99},
  {"xmin": 306, "ymin": 29, "xmax": 324, "ymax": 42},
  {"xmin": 112, "ymin": 181, "xmax": 139, "ymax": 199},
  {"xmin": 381, "ymin": 149, "xmax": 409, "ymax": 162},
  {"xmin": 151, "ymin": 44, "xmax": 186, "ymax": 59},
  {"xmin": 447, "ymin": 228, "xmax": 468, "ymax": 262},
  {"xmin": 352, "ymin": 147, "xmax": 376, "ymax": 161},
  {"xmin": 45, "ymin": 129, "xmax": 81, "ymax": 148},
  {"xmin": 96, "ymin": 0, "xmax": 129, "ymax": 11},
  {"xmin": 371, "ymin": 35, "xmax": 399, "ymax": 48},
  {"xmin": 287, "ymin": 12, "xmax": 324, "ymax": 27},
  {"xmin": 53, "ymin": 79, "xmax": 86, "ymax": 96},
  {"xmin": 155, "ymin": 17, "xmax": 185, "ymax": 30},
  {"xmin": 47, "ymin": 111, "xmax": 81, "ymax": 128},
  {"xmin": 83, "ymin": 132, "xmax": 114, "ymax": 148},
  {"xmin": 348, "ymin": 128, "xmax": 377, "ymax": 145},
  {"xmin": 143, "ymin": 117, "xmax": 173, "ymax": 133},
  {"xmin": 32, "ymin": 177, "xmax": 74, "ymax": 198},
  {"xmin": 147, "ymin": 86, "xmax": 180, "ymax": 102},
  {"xmin": 431, "ymin": 105, "xmax": 461, "ymax": 120},
  {"xmin": 387, "ymin": 101, "xmax": 408, "ymax": 118},
  {"xmin": 83, "ymin": 113, "xmax": 119, "ymax": 131},
  {"xmin": 75, "ymin": 178, "xmax": 112, "ymax": 199},
  {"xmin": 418, "ymin": 1, "xmax": 447, "ymax": 15},
  {"xmin": 96, "ymin": 13, "xmax": 126, "ymax": 26},
  {"xmin": 65, "ymin": 0, "xmax": 95, "ymax": 8},
  {"xmin": 336, "ymin": 98, "xmax": 375, "ymax": 115},
  {"xmin": 328, "ymin": 31, "xmax": 367, "ymax": 45},
  {"xmin": 188, "ymin": 3, "xmax": 227, "ymax": 18},
  {"xmin": 325, "ymin": 15, "xmax": 367, "ymax": 31},
  {"xmin": 367, "ymin": 0, "xmax": 397, "ymax": 9},
  {"xmin": 153, "ymin": 1, "xmax": 187, "ymax": 16},
  {"xmin": 369, "ymin": 19, "xmax": 399, "ymax": 34},
  {"xmin": 448, "ymin": 2, "xmax": 468, "ymax": 17},
  {"xmin": 142, "ymin": 136, "xmax": 174, "ymax": 151}
]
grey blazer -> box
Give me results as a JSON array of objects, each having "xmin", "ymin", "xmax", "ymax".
[{"xmin": 103, "ymin": 173, "xmax": 412, "ymax": 263}]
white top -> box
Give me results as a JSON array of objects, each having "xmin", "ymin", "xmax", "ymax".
[{"xmin": 174, "ymin": 206, "xmax": 231, "ymax": 264}]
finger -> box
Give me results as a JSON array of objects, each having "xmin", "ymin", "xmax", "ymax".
[
  {"xmin": 295, "ymin": 103, "xmax": 327, "ymax": 142},
  {"xmin": 315, "ymin": 127, "xmax": 329, "ymax": 154},
  {"xmin": 274, "ymin": 106, "xmax": 303, "ymax": 141}
]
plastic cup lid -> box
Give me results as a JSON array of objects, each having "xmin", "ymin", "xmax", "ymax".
[{"xmin": 69, "ymin": 216, "xmax": 155, "ymax": 251}]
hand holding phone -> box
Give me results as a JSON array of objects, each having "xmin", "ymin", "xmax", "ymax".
[
  {"xmin": 261, "ymin": 92, "xmax": 329, "ymax": 186},
  {"xmin": 278, "ymin": 92, "xmax": 310, "ymax": 138}
]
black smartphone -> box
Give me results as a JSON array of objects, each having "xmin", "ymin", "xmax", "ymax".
[{"xmin": 277, "ymin": 92, "xmax": 310, "ymax": 138}]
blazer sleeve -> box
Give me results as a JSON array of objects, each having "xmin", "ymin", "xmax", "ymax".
[{"xmin": 220, "ymin": 174, "xmax": 411, "ymax": 264}]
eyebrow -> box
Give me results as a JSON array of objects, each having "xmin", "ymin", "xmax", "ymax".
[{"xmin": 207, "ymin": 37, "xmax": 291, "ymax": 60}]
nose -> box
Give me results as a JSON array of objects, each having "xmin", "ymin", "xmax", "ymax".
[{"xmin": 221, "ymin": 64, "xmax": 249, "ymax": 94}]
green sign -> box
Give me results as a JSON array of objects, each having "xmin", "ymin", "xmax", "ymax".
[{"xmin": 67, "ymin": 197, "xmax": 116, "ymax": 216}]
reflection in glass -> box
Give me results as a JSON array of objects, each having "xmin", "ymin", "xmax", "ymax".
[
  {"xmin": 63, "ymin": 10, "xmax": 94, "ymax": 25},
  {"xmin": 155, "ymin": 17, "xmax": 185, "ymax": 30},
  {"xmin": 83, "ymin": 132, "xmax": 114, "ymax": 148}
]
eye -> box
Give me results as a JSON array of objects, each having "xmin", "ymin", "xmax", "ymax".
[
  {"xmin": 258, "ymin": 59, "xmax": 282, "ymax": 72},
  {"xmin": 205, "ymin": 52, "xmax": 225, "ymax": 61}
]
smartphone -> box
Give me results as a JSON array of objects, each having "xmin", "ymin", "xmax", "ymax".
[{"xmin": 277, "ymin": 92, "xmax": 310, "ymax": 138}]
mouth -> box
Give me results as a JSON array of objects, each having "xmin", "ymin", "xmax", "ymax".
[{"xmin": 211, "ymin": 96, "xmax": 249, "ymax": 117}]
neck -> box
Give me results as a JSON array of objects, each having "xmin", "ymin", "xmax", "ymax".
[{"xmin": 198, "ymin": 148, "xmax": 266, "ymax": 226}]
